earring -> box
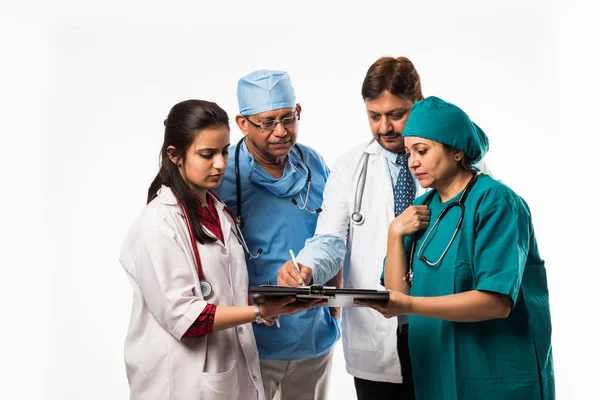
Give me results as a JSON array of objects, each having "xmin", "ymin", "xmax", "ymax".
[{"xmin": 454, "ymin": 155, "xmax": 462, "ymax": 161}]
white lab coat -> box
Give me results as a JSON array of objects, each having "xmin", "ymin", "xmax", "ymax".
[
  {"xmin": 315, "ymin": 140, "xmax": 490, "ymax": 383},
  {"xmin": 119, "ymin": 186, "xmax": 264, "ymax": 400}
]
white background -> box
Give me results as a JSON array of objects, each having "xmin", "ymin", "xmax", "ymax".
[{"xmin": 1, "ymin": 0, "xmax": 598, "ymax": 399}]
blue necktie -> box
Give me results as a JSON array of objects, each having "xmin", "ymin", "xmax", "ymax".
[
  {"xmin": 394, "ymin": 153, "xmax": 415, "ymax": 327},
  {"xmin": 393, "ymin": 153, "xmax": 416, "ymax": 217}
]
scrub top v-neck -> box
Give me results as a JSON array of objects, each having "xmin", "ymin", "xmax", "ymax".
[{"xmin": 406, "ymin": 174, "xmax": 554, "ymax": 400}]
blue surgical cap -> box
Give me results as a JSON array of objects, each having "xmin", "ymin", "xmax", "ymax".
[
  {"xmin": 237, "ymin": 70, "xmax": 296, "ymax": 116},
  {"xmin": 402, "ymin": 96, "xmax": 489, "ymax": 164}
]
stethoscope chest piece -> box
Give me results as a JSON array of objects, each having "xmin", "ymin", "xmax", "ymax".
[
  {"xmin": 351, "ymin": 149, "xmax": 371, "ymax": 225},
  {"xmin": 200, "ymin": 280, "xmax": 212, "ymax": 298},
  {"xmin": 351, "ymin": 211, "xmax": 365, "ymax": 225},
  {"xmin": 406, "ymin": 268, "xmax": 414, "ymax": 285},
  {"xmin": 176, "ymin": 195, "xmax": 217, "ymax": 299}
]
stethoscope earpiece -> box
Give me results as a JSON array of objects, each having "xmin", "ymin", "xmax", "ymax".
[
  {"xmin": 233, "ymin": 219, "xmax": 262, "ymax": 259},
  {"xmin": 233, "ymin": 138, "xmax": 324, "ymax": 259},
  {"xmin": 290, "ymin": 196, "xmax": 322, "ymax": 214},
  {"xmin": 235, "ymin": 137, "xmax": 321, "ymax": 220}
]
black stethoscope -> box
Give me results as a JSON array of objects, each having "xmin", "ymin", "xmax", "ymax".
[
  {"xmin": 406, "ymin": 172, "xmax": 479, "ymax": 285},
  {"xmin": 234, "ymin": 137, "xmax": 322, "ymax": 253},
  {"xmin": 177, "ymin": 193, "xmax": 260, "ymax": 297}
]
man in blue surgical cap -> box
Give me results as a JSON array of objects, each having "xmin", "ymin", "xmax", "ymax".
[{"xmin": 213, "ymin": 70, "xmax": 340, "ymax": 400}]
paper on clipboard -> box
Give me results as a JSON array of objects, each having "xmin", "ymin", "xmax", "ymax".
[{"xmin": 249, "ymin": 284, "xmax": 389, "ymax": 307}]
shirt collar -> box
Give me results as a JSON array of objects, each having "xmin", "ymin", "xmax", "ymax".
[
  {"xmin": 156, "ymin": 185, "xmax": 178, "ymax": 205},
  {"xmin": 155, "ymin": 186, "xmax": 225, "ymax": 211},
  {"xmin": 365, "ymin": 139, "xmax": 405, "ymax": 163},
  {"xmin": 380, "ymin": 146, "xmax": 403, "ymax": 165}
]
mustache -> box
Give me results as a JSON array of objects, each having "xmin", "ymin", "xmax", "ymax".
[
  {"xmin": 269, "ymin": 138, "xmax": 292, "ymax": 144},
  {"xmin": 379, "ymin": 133, "xmax": 402, "ymax": 138}
]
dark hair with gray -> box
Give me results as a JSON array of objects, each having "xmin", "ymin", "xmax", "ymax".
[
  {"xmin": 148, "ymin": 99, "xmax": 229, "ymax": 244},
  {"xmin": 361, "ymin": 56, "xmax": 423, "ymax": 102}
]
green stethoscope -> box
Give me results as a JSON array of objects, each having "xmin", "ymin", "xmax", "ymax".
[{"xmin": 406, "ymin": 172, "xmax": 479, "ymax": 285}]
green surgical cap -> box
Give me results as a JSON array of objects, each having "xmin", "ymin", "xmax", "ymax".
[{"xmin": 402, "ymin": 96, "xmax": 489, "ymax": 164}]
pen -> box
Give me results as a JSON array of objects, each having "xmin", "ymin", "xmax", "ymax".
[{"xmin": 289, "ymin": 249, "xmax": 306, "ymax": 286}]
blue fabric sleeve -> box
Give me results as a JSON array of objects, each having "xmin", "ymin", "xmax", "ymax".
[
  {"xmin": 473, "ymin": 187, "xmax": 531, "ymax": 306},
  {"xmin": 296, "ymin": 234, "xmax": 346, "ymax": 285}
]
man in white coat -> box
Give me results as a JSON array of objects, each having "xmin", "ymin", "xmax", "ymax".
[{"xmin": 277, "ymin": 56, "xmax": 491, "ymax": 399}]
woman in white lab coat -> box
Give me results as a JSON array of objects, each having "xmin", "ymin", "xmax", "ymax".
[{"xmin": 119, "ymin": 100, "xmax": 318, "ymax": 400}]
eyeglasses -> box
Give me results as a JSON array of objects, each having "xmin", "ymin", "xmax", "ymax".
[{"xmin": 244, "ymin": 112, "xmax": 299, "ymax": 132}]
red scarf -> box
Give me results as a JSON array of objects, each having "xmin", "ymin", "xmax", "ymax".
[{"xmin": 196, "ymin": 195, "xmax": 224, "ymax": 243}]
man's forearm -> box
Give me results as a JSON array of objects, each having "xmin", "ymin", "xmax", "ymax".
[{"xmin": 296, "ymin": 234, "xmax": 346, "ymax": 284}]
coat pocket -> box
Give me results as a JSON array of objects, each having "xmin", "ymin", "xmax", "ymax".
[
  {"xmin": 200, "ymin": 362, "xmax": 239, "ymax": 400},
  {"xmin": 345, "ymin": 307, "xmax": 379, "ymax": 352}
]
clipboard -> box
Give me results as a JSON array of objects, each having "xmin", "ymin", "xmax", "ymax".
[{"xmin": 249, "ymin": 284, "xmax": 389, "ymax": 307}]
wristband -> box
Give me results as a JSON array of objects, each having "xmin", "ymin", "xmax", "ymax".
[{"xmin": 253, "ymin": 304, "xmax": 265, "ymax": 324}]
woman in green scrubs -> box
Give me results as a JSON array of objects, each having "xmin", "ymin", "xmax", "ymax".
[{"xmin": 361, "ymin": 96, "xmax": 554, "ymax": 400}]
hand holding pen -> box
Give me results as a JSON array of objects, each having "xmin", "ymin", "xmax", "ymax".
[
  {"xmin": 276, "ymin": 250, "xmax": 313, "ymax": 287},
  {"xmin": 289, "ymin": 249, "xmax": 306, "ymax": 287}
]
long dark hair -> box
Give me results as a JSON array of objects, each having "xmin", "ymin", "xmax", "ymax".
[{"xmin": 148, "ymin": 99, "xmax": 229, "ymax": 244}]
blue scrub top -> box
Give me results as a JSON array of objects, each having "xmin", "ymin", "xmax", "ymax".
[
  {"xmin": 213, "ymin": 140, "xmax": 340, "ymax": 360},
  {"xmin": 405, "ymin": 174, "xmax": 554, "ymax": 400}
]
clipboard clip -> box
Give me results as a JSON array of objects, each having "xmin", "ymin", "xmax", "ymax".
[{"xmin": 296, "ymin": 284, "xmax": 336, "ymax": 299}]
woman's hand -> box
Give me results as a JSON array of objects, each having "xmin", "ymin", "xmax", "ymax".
[
  {"xmin": 354, "ymin": 290, "xmax": 413, "ymax": 319},
  {"xmin": 259, "ymin": 296, "xmax": 325, "ymax": 321},
  {"xmin": 388, "ymin": 205, "xmax": 430, "ymax": 238}
]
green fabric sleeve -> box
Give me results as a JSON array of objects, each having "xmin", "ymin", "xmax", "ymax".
[{"xmin": 473, "ymin": 187, "xmax": 531, "ymax": 306}]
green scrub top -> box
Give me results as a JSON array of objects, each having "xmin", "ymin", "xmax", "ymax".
[{"xmin": 406, "ymin": 174, "xmax": 554, "ymax": 400}]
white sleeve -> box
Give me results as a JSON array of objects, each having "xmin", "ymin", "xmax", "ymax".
[
  {"xmin": 296, "ymin": 158, "xmax": 351, "ymax": 283},
  {"xmin": 314, "ymin": 158, "xmax": 351, "ymax": 238},
  {"xmin": 121, "ymin": 215, "xmax": 207, "ymax": 340},
  {"xmin": 296, "ymin": 234, "xmax": 346, "ymax": 284}
]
